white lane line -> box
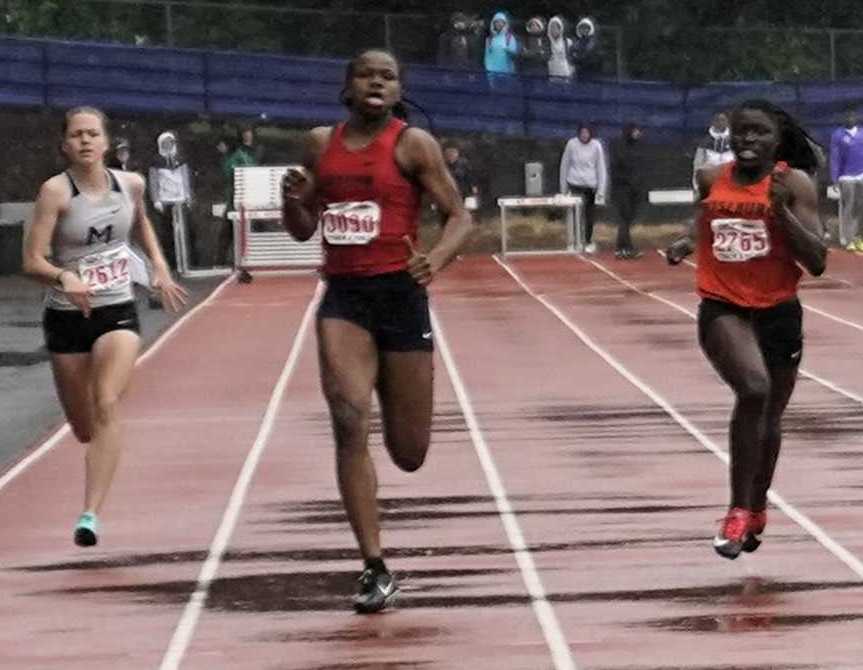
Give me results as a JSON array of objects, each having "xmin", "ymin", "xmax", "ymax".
[
  {"xmin": 593, "ymin": 255, "xmax": 863, "ymax": 406},
  {"xmin": 431, "ymin": 309, "xmax": 578, "ymax": 670},
  {"xmin": 159, "ymin": 282, "xmax": 322, "ymax": 670},
  {"xmin": 0, "ymin": 274, "xmax": 237, "ymax": 493},
  {"xmin": 657, "ymin": 250, "xmax": 863, "ymax": 332},
  {"xmin": 494, "ymin": 255, "xmax": 863, "ymax": 581}
]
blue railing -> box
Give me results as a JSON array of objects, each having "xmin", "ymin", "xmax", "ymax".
[{"xmin": 1, "ymin": 36, "xmax": 861, "ymax": 144}]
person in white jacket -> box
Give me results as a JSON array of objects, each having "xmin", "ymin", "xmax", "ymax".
[{"xmin": 559, "ymin": 124, "xmax": 607, "ymax": 253}]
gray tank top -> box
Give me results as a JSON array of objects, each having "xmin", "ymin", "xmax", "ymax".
[{"xmin": 45, "ymin": 169, "xmax": 136, "ymax": 310}]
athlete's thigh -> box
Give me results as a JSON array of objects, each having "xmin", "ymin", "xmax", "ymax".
[
  {"xmin": 699, "ymin": 310, "xmax": 768, "ymax": 393},
  {"xmin": 90, "ymin": 330, "xmax": 141, "ymax": 404},
  {"xmin": 50, "ymin": 352, "xmax": 95, "ymax": 438},
  {"xmin": 317, "ymin": 317, "xmax": 378, "ymax": 408},
  {"xmin": 376, "ymin": 350, "xmax": 433, "ymax": 450}
]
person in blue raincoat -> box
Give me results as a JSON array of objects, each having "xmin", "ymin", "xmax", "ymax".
[{"xmin": 484, "ymin": 11, "xmax": 519, "ymax": 80}]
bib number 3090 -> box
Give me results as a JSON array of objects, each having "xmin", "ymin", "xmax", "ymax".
[
  {"xmin": 711, "ymin": 218, "xmax": 770, "ymax": 262},
  {"xmin": 320, "ymin": 201, "xmax": 381, "ymax": 245},
  {"xmin": 78, "ymin": 245, "xmax": 132, "ymax": 293}
]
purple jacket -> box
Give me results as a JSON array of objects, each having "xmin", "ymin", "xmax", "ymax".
[{"xmin": 830, "ymin": 126, "xmax": 863, "ymax": 182}]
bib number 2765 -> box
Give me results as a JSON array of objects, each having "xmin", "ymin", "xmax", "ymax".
[{"xmin": 711, "ymin": 218, "xmax": 770, "ymax": 262}]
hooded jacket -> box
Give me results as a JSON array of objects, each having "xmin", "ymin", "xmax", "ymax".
[
  {"xmin": 484, "ymin": 11, "xmax": 519, "ymax": 74},
  {"xmin": 572, "ymin": 17, "xmax": 600, "ymax": 78},
  {"xmin": 438, "ymin": 12, "xmax": 482, "ymax": 69},
  {"xmin": 692, "ymin": 125, "xmax": 734, "ymax": 184},
  {"xmin": 560, "ymin": 129, "xmax": 608, "ymax": 196},
  {"xmin": 547, "ymin": 16, "xmax": 574, "ymax": 79},
  {"xmin": 520, "ymin": 16, "xmax": 549, "ymax": 77}
]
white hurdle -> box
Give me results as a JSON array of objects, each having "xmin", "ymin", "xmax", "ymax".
[{"xmin": 228, "ymin": 166, "xmax": 322, "ymax": 274}]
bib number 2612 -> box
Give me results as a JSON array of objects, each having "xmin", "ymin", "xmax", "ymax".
[{"xmin": 78, "ymin": 245, "xmax": 132, "ymax": 293}]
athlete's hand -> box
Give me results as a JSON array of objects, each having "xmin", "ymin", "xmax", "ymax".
[
  {"xmin": 59, "ymin": 271, "xmax": 92, "ymax": 318},
  {"xmin": 281, "ymin": 166, "xmax": 314, "ymax": 205},
  {"xmin": 665, "ymin": 236, "xmax": 694, "ymax": 266},
  {"xmin": 152, "ymin": 268, "xmax": 189, "ymax": 312},
  {"xmin": 404, "ymin": 235, "xmax": 438, "ymax": 286}
]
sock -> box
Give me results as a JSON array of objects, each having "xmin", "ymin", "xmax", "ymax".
[{"xmin": 364, "ymin": 557, "xmax": 387, "ymax": 574}]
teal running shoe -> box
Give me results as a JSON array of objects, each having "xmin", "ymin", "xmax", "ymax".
[{"xmin": 73, "ymin": 512, "xmax": 99, "ymax": 547}]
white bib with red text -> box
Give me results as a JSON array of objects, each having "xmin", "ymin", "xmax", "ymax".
[
  {"xmin": 320, "ymin": 201, "xmax": 381, "ymax": 245},
  {"xmin": 78, "ymin": 244, "xmax": 132, "ymax": 293},
  {"xmin": 711, "ymin": 218, "xmax": 770, "ymax": 262}
]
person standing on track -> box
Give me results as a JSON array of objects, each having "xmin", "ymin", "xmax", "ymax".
[
  {"xmin": 22, "ymin": 106, "xmax": 187, "ymax": 547},
  {"xmin": 559, "ymin": 123, "xmax": 608, "ymax": 254},
  {"xmin": 280, "ymin": 50, "xmax": 474, "ymax": 613},
  {"xmin": 665, "ymin": 99, "xmax": 826, "ymax": 560}
]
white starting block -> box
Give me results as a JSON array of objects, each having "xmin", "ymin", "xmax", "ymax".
[{"xmin": 228, "ymin": 166, "xmax": 322, "ymax": 273}]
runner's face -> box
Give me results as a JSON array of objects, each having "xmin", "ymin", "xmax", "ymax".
[
  {"xmin": 62, "ymin": 113, "xmax": 108, "ymax": 166},
  {"xmin": 731, "ymin": 109, "xmax": 778, "ymax": 169},
  {"xmin": 349, "ymin": 52, "xmax": 401, "ymax": 117}
]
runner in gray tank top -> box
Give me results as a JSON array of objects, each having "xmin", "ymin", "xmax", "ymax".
[{"xmin": 22, "ymin": 106, "xmax": 188, "ymax": 548}]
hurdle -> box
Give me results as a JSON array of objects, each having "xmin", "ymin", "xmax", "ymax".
[{"xmin": 228, "ymin": 166, "xmax": 322, "ymax": 275}]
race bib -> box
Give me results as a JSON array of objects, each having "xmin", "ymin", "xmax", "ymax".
[
  {"xmin": 320, "ymin": 201, "xmax": 381, "ymax": 245},
  {"xmin": 78, "ymin": 245, "xmax": 132, "ymax": 293},
  {"xmin": 711, "ymin": 219, "xmax": 770, "ymax": 262}
]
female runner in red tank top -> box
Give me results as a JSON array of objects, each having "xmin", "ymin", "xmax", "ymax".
[
  {"xmin": 280, "ymin": 50, "xmax": 474, "ymax": 612},
  {"xmin": 666, "ymin": 100, "xmax": 827, "ymax": 560}
]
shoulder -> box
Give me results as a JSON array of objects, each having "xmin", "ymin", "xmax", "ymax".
[
  {"xmin": 396, "ymin": 126, "xmax": 443, "ymax": 171},
  {"xmin": 308, "ymin": 125, "xmax": 334, "ymax": 148},
  {"xmin": 38, "ymin": 174, "xmax": 72, "ymax": 203},
  {"xmin": 399, "ymin": 126, "xmax": 437, "ymax": 150},
  {"xmin": 784, "ymin": 166, "xmax": 817, "ymax": 195},
  {"xmin": 115, "ymin": 170, "xmax": 145, "ymax": 196},
  {"xmin": 695, "ymin": 164, "xmax": 723, "ymax": 198}
]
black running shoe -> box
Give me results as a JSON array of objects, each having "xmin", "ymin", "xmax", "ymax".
[{"xmin": 353, "ymin": 567, "xmax": 399, "ymax": 614}]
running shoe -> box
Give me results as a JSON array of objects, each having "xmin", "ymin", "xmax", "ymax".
[
  {"xmin": 855, "ymin": 239, "xmax": 863, "ymax": 253},
  {"xmin": 742, "ymin": 509, "xmax": 767, "ymax": 553},
  {"xmin": 584, "ymin": 242, "xmax": 597, "ymax": 255},
  {"xmin": 353, "ymin": 567, "xmax": 399, "ymax": 614},
  {"xmin": 73, "ymin": 512, "xmax": 99, "ymax": 547},
  {"xmin": 713, "ymin": 507, "xmax": 751, "ymax": 560}
]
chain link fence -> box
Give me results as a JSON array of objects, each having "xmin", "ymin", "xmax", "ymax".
[{"xmin": 4, "ymin": 0, "xmax": 863, "ymax": 82}]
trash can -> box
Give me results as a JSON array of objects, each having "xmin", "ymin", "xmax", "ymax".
[{"xmin": 525, "ymin": 162, "xmax": 544, "ymax": 196}]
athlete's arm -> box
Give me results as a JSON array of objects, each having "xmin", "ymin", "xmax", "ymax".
[
  {"xmin": 771, "ymin": 167, "xmax": 827, "ymax": 277},
  {"xmin": 281, "ymin": 127, "xmax": 330, "ymax": 241},
  {"xmin": 397, "ymin": 127, "xmax": 475, "ymax": 285},
  {"xmin": 22, "ymin": 177, "xmax": 94, "ymax": 315},
  {"xmin": 126, "ymin": 172, "xmax": 188, "ymax": 311},
  {"xmin": 666, "ymin": 165, "xmax": 718, "ymax": 265}
]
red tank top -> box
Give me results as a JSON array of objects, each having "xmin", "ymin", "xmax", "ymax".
[
  {"xmin": 315, "ymin": 118, "xmax": 422, "ymax": 277},
  {"xmin": 696, "ymin": 162, "xmax": 801, "ymax": 308}
]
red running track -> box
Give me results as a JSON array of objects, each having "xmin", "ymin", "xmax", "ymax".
[{"xmin": 1, "ymin": 254, "xmax": 862, "ymax": 669}]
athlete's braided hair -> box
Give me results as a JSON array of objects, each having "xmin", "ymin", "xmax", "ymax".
[{"xmin": 731, "ymin": 99, "xmax": 821, "ymax": 174}]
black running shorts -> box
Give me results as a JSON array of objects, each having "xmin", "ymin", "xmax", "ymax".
[
  {"xmin": 318, "ymin": 271, "xmax": 433, "ymax": 352},
  {"xmin": 698, "ymin": 297, "xmax": 803, "ymax": 369},
  {"xmin": 43, "ymin": 301, "xmax": 141, "ymax": 354}
]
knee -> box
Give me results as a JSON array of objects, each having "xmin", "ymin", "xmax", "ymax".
[
  {"xmin": 736, "ymin": 375, "xmax": 770, "ymax": 406},
  {"xmin": 327, "ymin": 394, "xmax": 368, "ymax": 448},
  {"xmin": 390, "ymin": 448, "xmax": 427, "ymax": 473},
  {"xmin": 71, "ymin": 424, "xmax": 93, "ymax": 444},
  {"xmin": 93, "ymin": 391, "xmax": 121, "ymax": 426}
]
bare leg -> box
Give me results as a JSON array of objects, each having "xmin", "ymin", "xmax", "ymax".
[
  {"xmin": 84, "ymin": 330, "xmax": 140, "ymax": 514},
  {"xmin": 317, "ymin": 317, "xmax": 380, "ymax": 560},
  {"xmin": 700, "ymin": 314, "xmax": 770, "ymax": 510},
  {"xmin": 51, "ymin": 353, "xmax": 95, "ymax": 444},
  {"xmin": 377, "ymin": 350, "xmax": 434, "ymax": 472}
]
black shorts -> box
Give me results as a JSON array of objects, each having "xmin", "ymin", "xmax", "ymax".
[
  {"xmin": 318, "ymin": 271, "xmax": 433, "ymax": 352},
  {"xmin": 43, "ymin": 302, "xmax": 141, "ymax": 354},
  {"xmin": 698, "ymin": 298, "xmax": 803, "ymax": 369}
]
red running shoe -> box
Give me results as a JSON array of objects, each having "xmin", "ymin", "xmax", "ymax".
[
  {"xmin": 743, "ymin": 509, "xmax": 767, "ymax": 553},
  {"xmin": 713, "ymin": 507, "xmax": 752, "ymax": 560}
]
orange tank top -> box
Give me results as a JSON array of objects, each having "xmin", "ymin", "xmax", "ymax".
[{"xmin": 696, "ymin": 162, "xmax": 801, "ymax": 308}]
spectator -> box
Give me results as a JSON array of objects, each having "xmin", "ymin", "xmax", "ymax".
[
  {"xmin": 438, "ymin": 12, "xmax": 483, "ymax": 70},
  {"xmin": 484, "ymin": 11, "xmax": 519, "ymax": 81},
  {"xmin": 519, "ymin": 16, "xmax": 549, "ymax": 78},
  {"xmin": 692, "ymin": 112, "xmax": 734, "ymax": 186},
  {"xmin": 215, "ymin": 133, "xmax": 238, "ymax": 268},
  {"xmin": 572, "ymin": 17, "xmax": 600, "ymax": 80},
  {"xmin": 107, "ymin": 137, "xmax": 135, "ymax": 172},
  {"xmin": 610, "ymin": 123, "xmax": 646, "ymax": 259},
  {"xmin": 559, "ymin": 124, "xmax": 607, "ymax": 254},
  {"xmin": 223, "ymin": 124, "xmax": 260, "ymax": 283},
  {"xmin": 547, "ymin": 15, "xmax": 574, "ymax": 81},
  {"xmin": 443, "ymin": 142, "xmax": 480, "ymax": 210},
  {"xmin": 830, "ymin": 109, "xmax": 863, "ymax": 250}
]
